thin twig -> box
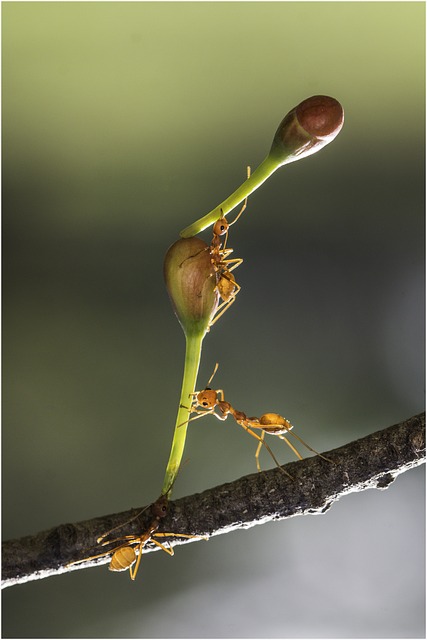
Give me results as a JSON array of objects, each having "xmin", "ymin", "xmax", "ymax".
[{"xmin": 2, "ymin": 412, "xmax": 425, "ymax": 589}]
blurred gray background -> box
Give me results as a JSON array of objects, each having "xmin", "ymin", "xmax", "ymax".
[{"xmin": 2, "ymin": 2, "xmax": 425, "ymax": 638}]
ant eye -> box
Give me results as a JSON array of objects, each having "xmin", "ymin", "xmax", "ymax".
[{"xmin": 202, "ymin": 401, "xmax": 208, "ymax": 407}]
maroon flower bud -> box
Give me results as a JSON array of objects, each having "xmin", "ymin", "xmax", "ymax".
[{"xmin": 270, "ymin": 95, "xmax": 344, "ymax": 165}]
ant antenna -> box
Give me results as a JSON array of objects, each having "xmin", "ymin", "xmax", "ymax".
[
  {"xmin": 228, "ymin": 166, "xmax": 251, "ymax": 227},
  {"xmin": 206, "ymin": 362, "xmax": 220, "ymax": 387}
]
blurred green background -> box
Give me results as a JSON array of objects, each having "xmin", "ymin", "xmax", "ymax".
[{"xmin": 2, "ymin": 2, "xmax": 425, "ymax": 638}]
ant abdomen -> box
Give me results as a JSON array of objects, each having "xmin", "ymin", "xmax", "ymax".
[
  {"xmin": 109, "ymin": 547, "xmax": 136, "ymax": 572},
  {"xmin": 259, "ymin": 413, "xmax": 292, "ymax": 431}
]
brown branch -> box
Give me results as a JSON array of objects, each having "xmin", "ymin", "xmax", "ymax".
[{"xmin": 2, "ymin": 412, "xmax": 425, "ymax": 589}]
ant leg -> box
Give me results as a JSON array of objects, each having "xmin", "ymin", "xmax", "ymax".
[
  {"xmin": 151, "ymin": 537, "xmax": 175, "ymax": 556},
  {"xmin": 154, "ymin": 532, "xmax": 207, "ymax": 540},
  {"xmin": 190, "ymin": 407, "xmax": 230, "ymax": 423},
  {"xmin": 98, "ymin": 533, "xmax": 140, "ymax": 546},
  {"xmin": 154, "ymin": 532, "xmax": 208, "ymax": 544},
  {"xmin": 209, "ymin": 409, "xmax": 229, "ymax": 422},
  {"xmin": 254, "ymin": 431, "xmax": 265, "ymax": 472},
  {"xmin": 178, "ymin": 406, "xmax": 228, "ymax": 428},
  {"xmin": 220, "ymin": 257, "xmax": 244, "ymax": 274},
  {"xmin": 238, "ymin": 423, "xmax": 293, "ymax": 479},
  {"xmin": 67, "ymin": 548, "xmax": 113, "ymax": 568},
  {"xmin": 220, "ymin": 170, "xmax": 250, "ymax": 254},
  {"xmin": 287, "ymin": 431, "xmax": 333, "ymax": 463},
  {"xmin": 209, "ymin": 298, "xmax": 234, "ymax": 327},
  {"xmin": 219, "ymin": 247, "xmax": 234, "ymax": 260},
  {"xmin": 228, "ymin": 166, "xmax": 251, "ymax": 227},
  {"xmin": 177, "ymin": 408, "xmax": 215, "ymax": 428},
  {"xmin": 276, "ymin": 434, "xmax": 304, "ymax": 460},
  {"xmin": 68, "ymin": 537, "xmax": 140, "ymax": 569},
  {"xmin": 209, "ymin": 293, "xmax": 238, "ymax": 327},
  {"xmin": 149, "ymin": 533, "xmax": 207, "ymax": 558},
  {"xmin": 129, "ymin": 539, "xmax": 146, "ymax": 580}
]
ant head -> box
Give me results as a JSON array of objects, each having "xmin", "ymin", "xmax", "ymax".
[
  {"xmin": 151, "ymin": 496, "xmax": 169, "ymax": 519},
  {"xmin": 196, "ymin": 388, "xmax": 218, "ymax": 409},
  {"xmin": 213, "ymin": 217, "xmax": 229, "ymax": 237}
]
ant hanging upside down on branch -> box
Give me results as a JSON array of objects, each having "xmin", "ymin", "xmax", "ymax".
[
  {"xmin": 181, "ymin": 364, "xmax": 332, "ymax": 478},
  {"xmin": 68, "ymin": 485, "xmax": 206, "ymax": 580}
]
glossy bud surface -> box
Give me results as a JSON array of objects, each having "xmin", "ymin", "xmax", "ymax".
[{"xmin": 270, "ymin": 95, "xmax": 344, "ymax": 165}]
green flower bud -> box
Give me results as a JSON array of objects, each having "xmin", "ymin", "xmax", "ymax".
[
  {"xmin": 270, "ymin": 95, "xmax": 344, "ymax": 166},
  {"xmin": 164, "ymin": 237, "xmax": 219, "ymax": 338}
]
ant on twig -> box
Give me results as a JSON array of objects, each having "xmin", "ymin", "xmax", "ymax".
[
  {"xmin": 68, "ymin": 486, "xmax": 206, "ymax": 580},
  {"xmin": 182, "ymin": 364, "xmax": 332, "ymax": 476},
  {"xmin": 208, "ymin": 166, "xmax": 251, "ymax": 327},
  {"xmin": 177, "ymin": 167, "xmax": 250, "ymax": 328}
]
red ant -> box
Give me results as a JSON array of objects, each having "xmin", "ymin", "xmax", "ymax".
[
  {"xmin": 208, "ymin": 166, "xmax": 251, "ymax": 327},
  {"xmin": 68, "ymin": 490, "xmax": 206, "ymax": 580},
  {"xmin": 184, "ymin": 364, "xmax": 332, "ymax": 475}
]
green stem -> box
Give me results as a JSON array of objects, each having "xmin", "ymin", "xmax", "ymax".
[
  {"xmin": 161, "ymin": 331, "xmax": 204, "ymax": 495},
  {"xmin": 180, "ymin": 154, "xmax": 279, "ymax": 238}
]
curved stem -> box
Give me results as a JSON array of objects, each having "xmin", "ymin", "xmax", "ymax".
[
  {"xmin": 180, "ymin": 155, "xmax": 279, "ymax": 238},
  {"xmin": 161, "ymin": 332, "xmax": 204, "ymax": 495}
]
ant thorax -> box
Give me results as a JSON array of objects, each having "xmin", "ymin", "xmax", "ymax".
[{"xmin": 217, "ymin": 401, "xmax": 232, "ymax": 418}]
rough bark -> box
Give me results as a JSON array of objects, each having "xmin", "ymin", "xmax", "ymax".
[{"xmin": 2, "ymin": 412, "xmax": 425, "ymax": 589}]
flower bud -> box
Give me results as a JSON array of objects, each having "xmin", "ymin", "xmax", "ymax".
[
  {"xmin": 270, "ymin": 95, "xmax": 344, "ymax": 165},
  {"xmin": 164, "ymin": 237, "xmax": 219, "ymax": 337}
]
